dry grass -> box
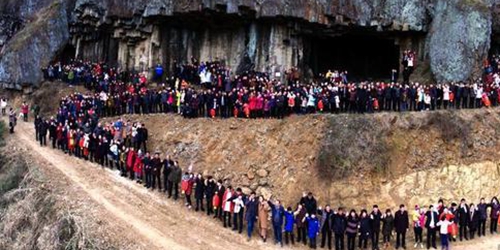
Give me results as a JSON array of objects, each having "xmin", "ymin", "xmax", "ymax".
[{"xmin": 0, "ymin": 130, "xmax": 114, "ymax": 250}]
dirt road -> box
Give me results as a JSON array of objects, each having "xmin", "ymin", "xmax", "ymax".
[{"xmin": 9, "ymin": 120, "xmax": 500, "ymax": 250}]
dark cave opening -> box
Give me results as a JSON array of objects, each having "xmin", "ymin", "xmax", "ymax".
[
  {"xmin": 307, "ymin": 34, "xmax": 400, "ymax": 81},
  {"xmin": 54, "ymin": 43, "xmax": 76, "ymax": 64}
]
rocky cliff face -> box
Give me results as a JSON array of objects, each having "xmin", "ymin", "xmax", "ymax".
[
  {"xmin": 0, "ymin": 2, "xmax": 69, "ymax": 90},
  {"xmin": 0, "ymin": 0, "xmax": 499, "ymax": 89}
]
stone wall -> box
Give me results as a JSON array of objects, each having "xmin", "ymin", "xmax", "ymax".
[{"xmin": 1, "ymin": 0, "xmax": 500, "ymax": 89}]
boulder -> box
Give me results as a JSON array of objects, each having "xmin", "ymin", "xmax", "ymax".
[
  {"xmin": 247, "ymin": 170, "xmax": 255, "ymax": 180},
  {"xmin": 256, "ymin": 169, "xmax": 268, "ymax": 178}
]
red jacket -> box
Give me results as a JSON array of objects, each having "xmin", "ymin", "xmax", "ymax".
[
  {"xmin": 126, "ymin": 150, "xmax": 137, "ymax": 170},
  {"xmin": 213, "ymin": 195, "xmax": 220, "ymax": 208},
  {"xmin": 21, "ymin": 104, "xmax": 29, "ymax": 114},
  {"xmin": 133, "ymin": 156, "xmax": 143, "ymax": 174},
  {"xmin": 181, "ymin": 178, "xmax": 194, "ymax": 195}
]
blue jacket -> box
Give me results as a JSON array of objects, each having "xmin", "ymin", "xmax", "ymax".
[
  {"xmin": 307, "ymin": 216, "xmax": 320, "ymax": 239},
  {"xmin": 268, "ymin": 201, "xmax": 285, "ymax": 226},
  {"xmin": 155, "ymin": 66, "xmax": 164, "ymax": 76},
  {"xmin": 284, "ymin": 211, "xmax": 294, "ymax": 232}
]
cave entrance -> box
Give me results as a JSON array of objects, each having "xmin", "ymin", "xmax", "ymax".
[
  {"xmin": 54, "ymin": 44, "xmax": 76, "ymax": 64},
  {"xmin": 308, "ymin": 34, "xmax": 400, "ymax": 81}
]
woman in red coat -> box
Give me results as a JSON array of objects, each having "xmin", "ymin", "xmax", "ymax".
[
  {"xmin": 21, "ymin": 102, "xmax": 29, "ymax": 122},
  {"xmin": 133, "ymin": 152, "xmax": 144, "ymax": 183},
  {"xmin": 126, "ymin": 147, "xmax": 137, "ymax": 180},
  {"xmin": 248, "ymin": 93, "xmax": 257, "ymax": 118},
  {"xmin": 181, "ymin": 173, "xmax": 195, "ymax": 209}
]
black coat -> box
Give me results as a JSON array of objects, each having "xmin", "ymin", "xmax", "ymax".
[
  {"xmin": 394, "ymin": 210, "xmax": 409, "ymax": 233},
  {"xmin": 370, "ymin": 211, "xmax": 382, "ymax": 232},
  {"xmin": 332, "ymin": 213, "xmax": 347, "ymax": 234},
  {"xmin": 425, "ymin": 211, "xmax": 439, "ymax": 229},
  {"xmin": 469, "ymin": 209, "xmax": 479, "ymax": 230},
  {"xmin": 300, "ymin": 196, "xmax": 318, "ymax": 215},
  {"xmin": 194, "ymin": 177, "xmax": 205, "ymax": 199},
  {"xmin": 359, "ymin": 217, "xmax": 371, "ymax": 238},
  {"xmin": 458, "ymin": 205, "xmax": 470, "ymax": 226},
  {"xmin": 205, "ymin": 180, "xmax": 216, "ymax": 198},
  {"xmin": 382, "ymin": 215, "xmax": 394, "ymax": 236}
]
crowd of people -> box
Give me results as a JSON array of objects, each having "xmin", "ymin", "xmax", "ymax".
[
  {"xmin": 40, "ymin": 57, "xmax": 500, "ymax": 121},
  {"xmin": 25, "ymin": 57, "xmax": 500, "ymax": 249}
]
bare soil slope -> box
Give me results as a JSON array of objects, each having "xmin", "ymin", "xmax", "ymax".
[{"xmin": 113, "ymin": 109, "xmax": 500, "ymax": 208}]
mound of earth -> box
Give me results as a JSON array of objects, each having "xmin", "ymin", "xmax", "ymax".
[{"xmin": 107, "ymin": 108, "xmax": 500, "ymax": 208}]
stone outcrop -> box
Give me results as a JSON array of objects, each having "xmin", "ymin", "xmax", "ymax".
[
  {"xmin": 429, "ymin": 0, "xmax": 493, "ymax": 82},
  {"xmin": 0, "ymin": 1, "xmax": 70, "ymax": 90},
  {"xmin": 1, "ymin": 0, "xmax": 500, "ymax": 89}
]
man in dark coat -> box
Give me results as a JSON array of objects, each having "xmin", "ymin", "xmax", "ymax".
[
  {"xmin": 425, "ymin": 205, "xmax": 439, "ymax": 249},
  {"xmin": 49, "ymin": 120, "xmax": 57, "ymax": 148},
  {"xmin": 333, "ymin": 207, "xmax": 347, "ymax": 250},
  {"xmin": 458, "ymin": 198, "xmax": 470, "ymax": 241},
  {"xmin": 194, "ymin": 174, "xmax": 205, "ymax": 212},
  {"xmin": 300, "ymin": 192, "xmax": 318, "ymax": 215},
  {"xmin": 215, "ymin": 180, "xmax": 225, "ymax": 219},
  {"xmin": 137, "ymin": 124, "xmax": 148, "ymax": 152},
  {"xmin": 370, "ymin": 205, "xmax": 382, "ymax": 250},
  {"xmin": 38, "ymin": 120, "xmax": 48, "ymax": 146},
  {"xmin": 162, "ymin": 156, "xmax": 173, "ymax": 192},
  {"xmin": 245, "ymin": 192, "xmax": 259, "ymax": 240},
  {"xmin": 34, "ymin": 115, "xmax": 42, "ymax": 141},
  {"xmin": 150, "ymin": 152, "xmax": 162, "ymax": 190},
  {"xmin": 394, "ymin": 204, "xmax": 409, "ymax": 250},
  {"xmin": 477, "ymin": 198, "xmax": 488, "ymax": 237},
  {"xmin": 205, "ymin": 177, "xmax": 216, "ymax": 216},
  {"xmin": 319, "ymin": 205, "xmax": 334, "ymax": 250},
  {"xmin": 142, "ymin": 152, "xmax": 152, "ymax": 188},
  {"xmin": 268, "ymin": 198, "xmax": 286, "ymax": 246},
  {"xmin": 167, "ymin": 161, "xmax": 182, "ymax": 200}
]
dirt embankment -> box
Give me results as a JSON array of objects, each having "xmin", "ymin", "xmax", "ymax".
[{"xmin": 111, "ymin": 108, "xmax": 500, "ymax": 209}]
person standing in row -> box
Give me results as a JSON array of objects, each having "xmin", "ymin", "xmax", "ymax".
[
  {"xmin": 425, "ymin": 205, "xmax": 439, "ymax": 249},
  {"xmin": 346, "ymin": 210, "xmax": 358, "ymax": 250},
  {"xmin": 370, "ymin": 205, "xmax": 382, "ymax": 250},
  {"xmin": 333, "ymin": 207, "xmax": 347, "ymax": 250},
  {"xmin": 245, "ymin": 192, "xmax": 258, "ymax": 241},
  {"xmin": 320, "ymin": 205, "xmax": 333, "ymax": 250},
  {"xmin": 395, "ymin": 204, "xmax": 409, "ymax": 250},
  {"xmin": 382, "ymin": 209, "xmax": 394, "ymax": 249},
  {"xmin": 458, "ymin": 198, "xmax": 470, "ymax": 241},
  {"xmin": 167, "ymin": 161, "xmax": 182, "ymax": 200}
]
